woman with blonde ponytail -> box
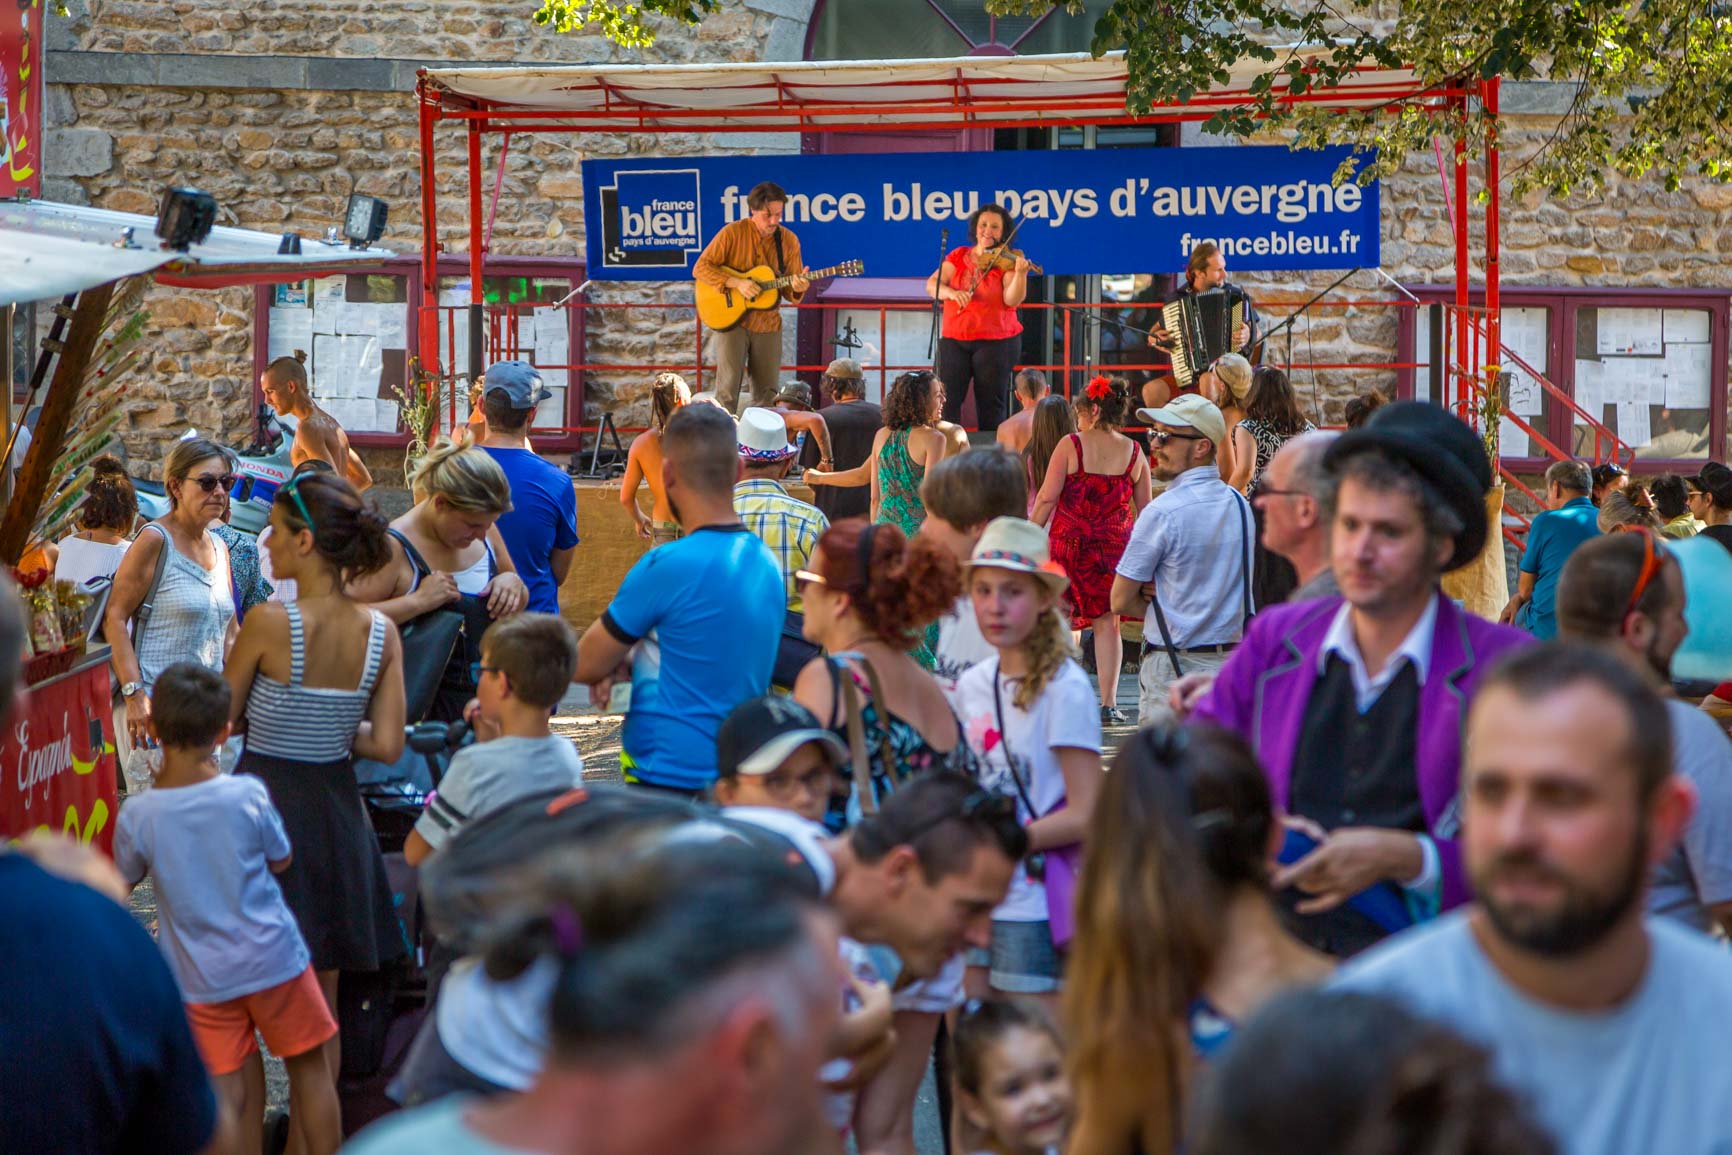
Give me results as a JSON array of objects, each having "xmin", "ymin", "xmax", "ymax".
[
  {"xmin": 620, "ymin": 371, "xmax": 690, "ymax": 545},
  {"xmin": 951, "ymin": 517, "xmax": 1102, "ymax": 1009},
  {"xmin": 347, "ymin": 432, "xmax": 528, "ymax": 721}
]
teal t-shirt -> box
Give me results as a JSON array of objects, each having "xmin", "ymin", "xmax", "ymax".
[
  {"xmin": 600, "ymin": 523, "xmax": 783, "ymax": 790},
  {"xmin": 1519, "ymin": 496, "xmax": 1600, "ymax": 639}
]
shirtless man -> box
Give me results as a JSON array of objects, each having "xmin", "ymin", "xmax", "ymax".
[
  {"xmin": 259, "ymin": 351, "xmax": 373, "ymax": 491},
  {"xmin": 769, "ymin": 382, "xmax": 834, "ymax": 468},
  {"xmin": 995, "ymin": 367, "xmax": 1048, "ymax": 453}
]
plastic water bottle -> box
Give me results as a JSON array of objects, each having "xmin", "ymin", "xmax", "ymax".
[{"xmin": 124, "ymin": 746, "xmax": 160, "ymax": 794}]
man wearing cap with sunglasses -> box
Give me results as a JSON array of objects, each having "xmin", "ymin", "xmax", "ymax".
[
  {"xmin": 1189, "ymin": 401, "xmax": 1531, "ymax": 957},
  {"xmin": 1555, "ymin": 531, "xmax": 1732, "ymax": 937},
  {"xmin": 1110, "ymin": 393, "xmax": 1256, "ymax": 729}
]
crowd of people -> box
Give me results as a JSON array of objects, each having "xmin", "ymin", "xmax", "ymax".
[{"xmin": 6, "ymin": 240, "xmax": 1732, "ymax": 1155}]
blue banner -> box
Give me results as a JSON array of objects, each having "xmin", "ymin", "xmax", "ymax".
[{"xmin": 582, "ymin": 145, "xmax": 1378, "ymax": 281}]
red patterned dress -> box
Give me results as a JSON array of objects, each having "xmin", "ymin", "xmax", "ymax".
[{"xmin": 1049, "ymin": 433, "xmax": 1143, "ymax": 624}]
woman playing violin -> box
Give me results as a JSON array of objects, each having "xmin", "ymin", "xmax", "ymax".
[{"xmin": 925, "ymin": 202, "xmax": 1031, "ymax": 434}]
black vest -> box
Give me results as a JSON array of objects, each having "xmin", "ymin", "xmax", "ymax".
[{"xmin": 1282, "ymin": 654, "xmax": 1425, "ymax": 957}]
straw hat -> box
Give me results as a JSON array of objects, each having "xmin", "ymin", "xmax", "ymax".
[
  {"xmin": 967, "ymin": 517, "xmax": 1069, "ymax": 594},
  {"xmin": 738, "ymin": 407, "xmax": 796, "ymax": 463}
]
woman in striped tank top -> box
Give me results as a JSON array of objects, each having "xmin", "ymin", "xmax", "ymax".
[{"xmin": 225, "ymin": 472, "xmax": 408, "ymax": 1073}]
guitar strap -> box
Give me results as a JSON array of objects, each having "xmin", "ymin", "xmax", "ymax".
[{"xmin": 772, "ymin": 226, "xmax": 785, "ymax": 278}]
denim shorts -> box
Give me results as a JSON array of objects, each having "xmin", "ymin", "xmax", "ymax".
[{"xmin": 985, "ymin": 919, "xmax": 1063, "ymax": 994}]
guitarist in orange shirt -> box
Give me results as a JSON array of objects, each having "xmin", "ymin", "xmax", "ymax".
[{"xmin": 692, "ymin": 182, "xmax": 810, "ymax": 415}]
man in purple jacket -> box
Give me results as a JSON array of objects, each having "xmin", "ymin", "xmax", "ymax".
[{"xmin": 1190, "ymin": 401, "xmax": 1531, "ymax": 956}]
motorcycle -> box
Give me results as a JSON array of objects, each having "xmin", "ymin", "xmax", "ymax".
[{"xmin": 133, "ymin": 403, "xmax": 297, "ymax": 536}]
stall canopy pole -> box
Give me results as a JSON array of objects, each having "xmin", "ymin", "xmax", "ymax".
[
  {"xmin": 1483, "ymin": 76, "xmax": 1501, "ymax": 391},
  {"xmin": 1453, "ymin": 94, "xmax": 1470, "ymax": 416},
  {"xmin": 0, "ymin": 283, "xmax": 114, "ymax": 565},
  {"xmin": 468, "ymin": 119, "xmax": 486, "ymax": 393},
  {"xmin": 418, "ymin": 84, "xmax": 443, "ymax": 392}
]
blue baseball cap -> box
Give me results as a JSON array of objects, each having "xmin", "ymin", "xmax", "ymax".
[{"xmin": 483, "ymin": 360, "xmax": 553, "ymax": 409}]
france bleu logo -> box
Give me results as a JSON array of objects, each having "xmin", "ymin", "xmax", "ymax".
[{"xmin": 598, "ymin": 169, "xmax": 703, "ymax": 269}]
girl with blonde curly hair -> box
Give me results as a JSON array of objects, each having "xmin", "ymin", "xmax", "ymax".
[{"xmin": 950, "ymin": 516, "xmax": 1103, "ymax": 1011}]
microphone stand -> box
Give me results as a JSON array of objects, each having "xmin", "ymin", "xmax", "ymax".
[
  {"xmin": 927, "ymin": 227, "xmax": 948, "ymax": 360},
  {"xmin": 1254, "ymin": 266, "xmax": 1361, "ymax": 368}
]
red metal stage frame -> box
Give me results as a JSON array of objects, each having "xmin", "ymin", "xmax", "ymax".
[{"xmin": 413, "ymin": 55, "xmax": 1503, "ymax": 437}]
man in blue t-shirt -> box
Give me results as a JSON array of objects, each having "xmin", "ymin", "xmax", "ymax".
[
  {"xmin": 0, "ymin": 578, "xmax": 221, "ymax": 1154},
  {"xmin": 1501, "ymin": 459, "xmax": 1601, "ymax": 639},
  {"xmin": 575, "ymin": 403, "xmax": 783, "ymax": 794},
  {"xmin": 478, "ymin": 360, "xmax": 580, "ymax": 615}
]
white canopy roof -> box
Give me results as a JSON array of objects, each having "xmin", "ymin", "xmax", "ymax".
[
  {"xmin": 419, "ymin": 51, "xmax": 1441, "ymax": 132},
  {"xmin": 0, "ymin": 199, "xmax": 396, "ymax": 306}
]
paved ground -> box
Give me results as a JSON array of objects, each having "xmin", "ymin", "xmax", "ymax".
[{"xmin": 127, "ymin": 671, "xmax": 1142, "ymax": 1147}]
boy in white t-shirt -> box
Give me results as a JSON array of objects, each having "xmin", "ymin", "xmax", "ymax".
[
  {"xmin": 919, "ymin": 449, "xmax": 1030, "ymax": 690},
  {"xmin": 405, "ymin": 613, "xmax": 584, "ymax": 865},
  {"xmin": 113, "ymin": 662, "xmax": 341, "ymax": 1155}
]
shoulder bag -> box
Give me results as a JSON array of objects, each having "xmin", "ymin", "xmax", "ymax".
[{"xmin": 993, "ymin": 665, "xmax": 1085, "ymax": 950}]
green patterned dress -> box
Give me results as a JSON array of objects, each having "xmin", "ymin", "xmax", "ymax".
[
  {"xmin": 875, "ymin": 428, "xmax": 927, "ymax": 539},
  {"xmin": 875, "ymin": 428, "xmax": 937, "ymax": 667}
]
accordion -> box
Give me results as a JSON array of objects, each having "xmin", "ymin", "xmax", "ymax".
[{"xmin": 1161, "ymin": 289, "xmax": 1245, "ymax": 390}]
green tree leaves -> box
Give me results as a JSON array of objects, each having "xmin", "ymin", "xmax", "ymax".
[
  {"xmin": 987, "ymin": 0, "xmax": 1732, "ymax": 196},
  {"xmin": 531, "ymin": 0, "xmax": 722, "ymax": 48}
]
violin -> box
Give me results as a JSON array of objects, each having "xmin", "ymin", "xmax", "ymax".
[
  {"xmin": 976, "ymin": 247, "xmax": 1039, "ymax": 277},
  {"xmin": 973, "ymin": 247, "xmax": 1043, "ymax": 275}
]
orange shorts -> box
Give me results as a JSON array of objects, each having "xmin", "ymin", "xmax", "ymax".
[{"xmin": 184, "ymin": 967, "xmax": 337, "ymax": 1076}]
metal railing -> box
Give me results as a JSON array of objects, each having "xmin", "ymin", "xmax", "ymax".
[
  {"xmin": 430, "ymin": 294, "xmax": 1430, "ymax": 436},
  {"xmin": 1437, "ymin": 303, "xmax": 1632, "ymax": 550}
]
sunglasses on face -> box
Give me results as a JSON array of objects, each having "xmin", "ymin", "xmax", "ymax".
[
  {"xmin": 1152, "ymin": 430, "xmax": 1207, "ymax": 446},
  {"xmin": 188, "ymin": 473, "xmax": 237, "ymax": 494}
]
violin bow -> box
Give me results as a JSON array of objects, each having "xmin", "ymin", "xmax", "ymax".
[{"xmin": 958, "ymin": 216, "xmax": 1026, "ymax": 306}]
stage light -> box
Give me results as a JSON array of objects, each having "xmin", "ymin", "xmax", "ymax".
[
  {"xmin": 155, "ymin": 187, "xmax": 218, "ymax": 252},
  {"xmin": 343, "ymin": 195, "xmax": 388, "ymax": 249}
]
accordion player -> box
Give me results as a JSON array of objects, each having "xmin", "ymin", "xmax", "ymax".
[{"xmin": 1159, "ymin": 287, "xmax": 1252, "ymax": 391}]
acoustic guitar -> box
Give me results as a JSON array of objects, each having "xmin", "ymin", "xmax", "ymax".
[{"xmin": 695, "ymin": 259, "xmax": 865, "ymax": 331}]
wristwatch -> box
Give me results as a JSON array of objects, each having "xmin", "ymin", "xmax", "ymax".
[{"xmin": 120, "ymin": 681, "xmax": 142, "ymax": 698}]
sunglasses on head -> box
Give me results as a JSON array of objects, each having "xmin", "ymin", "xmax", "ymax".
[
  {"xmin": 1622, "ymin": 527, "xmax": 1668, "ymax": 624},
  {"xmin": 897, "ymin": 788, "xmax": 1021, "ymax": 847}
]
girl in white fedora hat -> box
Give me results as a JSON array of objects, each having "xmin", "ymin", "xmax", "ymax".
[{"xmin": 950, "ymin": 517, "xmax": 1103, "ymax": 1009}]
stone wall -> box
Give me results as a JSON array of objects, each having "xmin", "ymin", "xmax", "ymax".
[
  {"xmin": 36, "ymin": 0, "xmax": 1732, "ymax": 466},
  {"xmin": 1231, "ymin": 113, "xmax": 1732, "ymax": 430},
  {"xmin": 40, "ymin": 0, "xmax": 815, "ymax": 466}
]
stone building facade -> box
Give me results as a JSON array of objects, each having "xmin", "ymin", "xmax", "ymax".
[{"xmin": 35, "ymin": 0, "xmax": 1732, "ymax": 480}]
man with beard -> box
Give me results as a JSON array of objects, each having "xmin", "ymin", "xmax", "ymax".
[
  {"xmin": 1189, "ymin": 402, "xmax": 1531, "ymax": 955},
  {"xmin": 1555, "ymin": 531, "xmax": 1732, "ymax": 935},
  {"xmin": 1337, "ymin": 642, "xmax": 1732, "ymax": 1155},
  {"xmin": 1111, "ymin": 393, "xmax": 1255, "ymax": 728}
]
